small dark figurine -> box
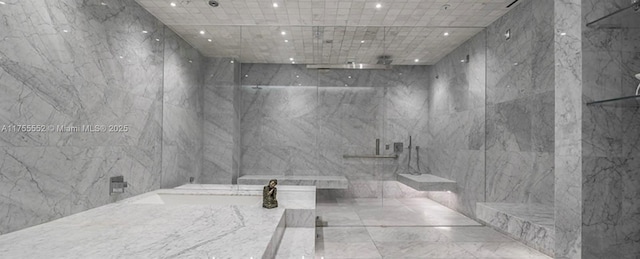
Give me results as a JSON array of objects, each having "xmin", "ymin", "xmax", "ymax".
[{"xmin": 263, "ymin": 179, "xmax": 278, "ymax": 209}]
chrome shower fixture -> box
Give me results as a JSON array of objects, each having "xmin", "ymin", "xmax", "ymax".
[{"xmin": 109, "ymin": 176, "xmax": 128, "ymax": 195}]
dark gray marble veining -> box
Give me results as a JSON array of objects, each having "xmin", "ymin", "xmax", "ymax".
[{"xmin": 0, "ymin": 0, "xmax": 206, "ymax": 234}]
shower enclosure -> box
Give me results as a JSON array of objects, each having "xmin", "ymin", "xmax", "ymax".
[{"xmin": 234, "ymin": 25, "xmax": 483, "ymax": 206}]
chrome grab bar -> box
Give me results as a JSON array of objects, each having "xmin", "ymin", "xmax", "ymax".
[
  {"xmin": 343, "ymin": 138, "xmax": 398, "ymax": 159},
  {"xmin": 342, "ymin": 154, "xmax": 398, "ymax": 159}
]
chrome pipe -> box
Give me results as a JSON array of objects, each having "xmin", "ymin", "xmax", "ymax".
[{"xmin": 343, "ymin": 154, "xmax": 398, "ymax": 159}]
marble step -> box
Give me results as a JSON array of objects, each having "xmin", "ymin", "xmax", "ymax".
[
  {"xmin": 397, "ymin": 173, "xmax": 457, "ymax": 192},
  {"xmin": 476, "ymin": 202, "xmax": 554, "ymax": 256},
  {"xmin": 275, "ymin": 228, "xmax": 315, "ymax": 259},
  {"xmin": 238, "ymin": 175, "xmax": 348, "ymax": 189}
]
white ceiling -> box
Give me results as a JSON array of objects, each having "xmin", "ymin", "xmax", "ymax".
[{"xmin": 135, "ymin": 0, "xmax": 522, "ymax": 65}]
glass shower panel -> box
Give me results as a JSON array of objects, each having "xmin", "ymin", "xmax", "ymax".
[
  {"xmin": 238, "ymin": 26, "xmax": 320, "ymax": 183},
  {"xmin": 314, "ymin": 26, "xmax": 389, "ymax": 206},
  {"xmin": 196, "ymin": 25, "xmax": 242, "ymax": 185}
]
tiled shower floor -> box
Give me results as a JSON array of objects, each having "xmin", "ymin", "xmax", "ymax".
[{"xmin": 314, "ymin": 198, "xmax": 552, "ymax": 259}]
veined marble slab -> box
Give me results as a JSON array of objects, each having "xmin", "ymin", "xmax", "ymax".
[
  {"xmin": 176, "ymin": 184, "xmax": 317, "ymax": 227},
  {"xmin": 0, "ymin": 188, "xmax": 287, "ymax": 259},
  {"xmin": 476, "ymin": 202, "xmax": 554, "ymax": 256},
  {"xmin": 397, "ymin": 174, "xmax": 457, "ymax": 192},
  {"xmin": 237, "ymin": 175, "xmax": 348, "ymax": 189}
]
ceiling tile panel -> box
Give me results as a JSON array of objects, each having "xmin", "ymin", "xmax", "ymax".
[{"xmin": 136, "ymin": 0, "xmax": 521, "ymax": 64}]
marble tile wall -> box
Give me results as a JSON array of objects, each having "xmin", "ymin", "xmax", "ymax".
[
  {"xmin": 425, "ymin": 31, "xmax": 486, "ymax": 217},
  {"xmin": 554, "ymin": 0, "xmax": 583, "ymax": 257},
  {"xmin": 0, "ymin": 0, "xmax": 208, "ymax": 234},
  {"xmin": 161, "ymin": 29, "xmax": 203, "ymax": 188},
  {"xmin": 240, "ymin": 64, "xmax": 318, "ymax": 179},
  {"xmin": 0, "ymin": 0, "xmax": 165, "ymax": 234},
  {"xmin": 581, "ymin": 0, "xmax": 640, "ymax": 258},
  {"xmin": 484, "ymin": 0, "xmax": 555, "ymax": 205},
  {"xmin": 240, "ymin": 64, "xmax": 430, "ymax": 198},
  {"xmin": 201, "ymin": 58, "xmax": 239, "ymax": 184},
  {"xmin": 424, "ymin": 0, "xmax": 555, "ymax": 221}
]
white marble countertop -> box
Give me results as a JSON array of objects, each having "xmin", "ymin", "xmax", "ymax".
[{"xmin": 0, "ymin": 187, "xmax": 299, "ymax": 259}]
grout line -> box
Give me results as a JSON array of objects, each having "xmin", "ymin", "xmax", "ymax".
[{"xmin": 364, "ymin": 221, "xmax": 384, "ymax": 259}]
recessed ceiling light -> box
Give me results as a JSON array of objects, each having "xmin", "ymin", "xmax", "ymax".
[
  {"xmin": 296, "ymin": 75, "xmax": 299, "ymax": 78},
  {"xmin": 62, "ymin": 29, "xmax": 68, "ymax": 33},
  {"xmin": 0, "ymin": 1, "xmax": 7, "ymax": 4},
  {"xmin": 292, "ymin": 61, "xmax": 296, "ymax": 64},
  {"xmin": 284, "ymin": 39, "xmax": 289, "ymax": 42},
  {"xmin": 100, "ymin": 2, "xmax": 107, "ymax": 6},
  {"xmin": 281, "ymin": 31, "xmax": 286, "ymax": 35},
  {"xmin": 414, "ymin": 59, "xmax": 419, "ymax": 62},
  {"xmin": 289, "ymin": 57, "xmax": 294, "ymax": 61},
  {"xmin": 375, "ymin": 3, "xmax": 382, "ymax": 9},
  {"xmin": 142, "ymin": 30, "xmax": 148, "ymax": 34},
  {"xmin": 245, "ymin": 74, "xmax": 248, "ymax": 77},
  {"xmin": 360, "ymin": 40, "xmax": 365, "ymax": 43},
  {"xmin": 273, "ymin": 3, "xmax": 278, "ymax": 8},
  {"xmin": 443, "ymin": 32, "xmax": 450, "ymax": 36},
  {"xmin": 155, "ymin": 38, "xmax": 160, "ymax": 41},
  {"xmin": 189, "ymin": 60, "xmax": 193, "ymax": 63},
  {"xmin": 119, "ymin": 56, "xmax": 123, "ymax": 59},
  {"xmin": 208, "ymin": 39, "xmax": 212, "ymax": 42},
  {"xmin": 199, "ymin": 30, "xmax": 205, "ymax": 35},
  {"xmin": 348, "ymin": 75, "xmax": 352, "ymax": 79},
  {"xmin": 560, "ymin": 32, "xmax": 567, "ymax": 36},
  {"xmin": 170, "ymin": 2, "xmax": 176, "ymax": 7},
  {"xmin": 230, "ymin": 60, "xmax": 234, "ymax": 63}
]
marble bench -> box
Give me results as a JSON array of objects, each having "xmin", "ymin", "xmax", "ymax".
[
  {"xmin": 476, "ymin": 202, "xmax": 554, "ymax": 256},
  {"xmin": 396, "ymin": 173, "xmax": 457, "ymax": 192},
  {"xmin": 237, "ymin": 175, "xmax": 349, "ymax": 189},
  {"xmin": 0, "ymin": 189, "xmax": 288, "ymax": 258}
]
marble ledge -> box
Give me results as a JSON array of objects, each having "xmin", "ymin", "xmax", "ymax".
[
  {"xmin": 0, "ymin": 189, "xmax": 286, "ymax": 258},
  {"xmin": 476, "ymin": 202, "xmax": 555, "ymax": 257},
  {"xmin": 174, "ymin": 184, "xmax": 317, "ymax": 228},
  {"xmin": 397, "ymin": 173, "xmax": 457, "ymax": 192},
  {"xmin": 237, "ymin": 175, "xmax": 348, "ymax": 189}
]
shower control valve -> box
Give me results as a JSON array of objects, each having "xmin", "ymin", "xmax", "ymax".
[{"xmin": 393, "ymin": 142, "xmax": 403, "ymax": 153}]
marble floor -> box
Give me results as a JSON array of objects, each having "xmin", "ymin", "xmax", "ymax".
[{"xmin": 314, "ymin": 197, "xmax": 552, "ymax": 259}]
